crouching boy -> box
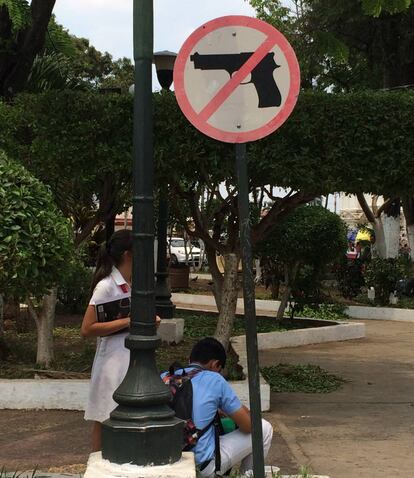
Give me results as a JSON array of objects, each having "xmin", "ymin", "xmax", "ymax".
[{"xmin": 162, "ymin": 337, "xmax": 273, "ymax": 477}]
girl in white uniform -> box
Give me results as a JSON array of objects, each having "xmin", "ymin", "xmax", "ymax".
[{"xmin": 82, "ymin": 229, "xmax": 133, "ymax": 451}]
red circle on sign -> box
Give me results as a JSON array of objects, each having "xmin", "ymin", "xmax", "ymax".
[{"xmin": 173, "ymin": 15, "xmax": 300, "ymax": 144}]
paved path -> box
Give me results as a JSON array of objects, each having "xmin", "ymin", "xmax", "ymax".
[{"xmin": 261, "ymin": 320, "xmax": 414, "ymax": 478}]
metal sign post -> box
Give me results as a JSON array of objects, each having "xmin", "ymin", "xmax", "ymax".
[
  {"xmin": 236, "ymin": 142, "xmax": 265, "ymax": 478},
  {"xmin": 173, "ymin": 15, "xmax": 300, "ymax": 477}
]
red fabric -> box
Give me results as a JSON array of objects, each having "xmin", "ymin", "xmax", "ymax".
[{"xmin": 119, "ymin": 284, "xmax": 129, "ymax": 293}]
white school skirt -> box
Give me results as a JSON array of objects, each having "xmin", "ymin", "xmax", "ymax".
[{"xmin": 84, "ymin": 331, "xmax": 130, "ymax": 423}]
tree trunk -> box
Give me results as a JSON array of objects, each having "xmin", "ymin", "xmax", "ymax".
[
  {"xmin": 27, "ymin": 288, "xmax": 57, "ymax": 368},
  {"xmin": 381, "ymin": 199, "xmax": 401, "ymax": 258},
  {"xmin": 214, "ymin": 253, "xmax": 239, "ymax": 350},
  {"xmin": 0, "ymin": 293, "xmax": 8, "ymax": 361},
  {"xmin": 206, "ymin": 244, "xmax": 224, "ymax": 312},
  {"xmin": 407, "ymin": 224, "xmax": 414, "ymax": 260},
  {"xmin": 372, "ymin": 219, "xmax": 387, "ymax": 259},
  {"xmin": 382, "ymin": 212, "xmax": 400, "ymax": 258},
  {"xmin": 105, "ymin": 213, "xmax": 116, "ymax": 241},
  {"xmin": 403, "ymin": 197, "xmax": 414, "ymax": 260},
  {"xmin": 276, "ymin": 262, "xmax": 299, "ymax": 321},
  {"xmin": 270, "ymin": 279, "xmax": 280, "ymax": 301},
  {"xmin": 254, "ymin": 258, "xmax": 262, "ymax": 284},
  {"xmin": 0, "ymin": 294, "xmax": 3, "ymax": 335}
]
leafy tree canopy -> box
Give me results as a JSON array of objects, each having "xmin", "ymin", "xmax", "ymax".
[
  {"xmin": 0, "ymin": 91, "xmax": 133, "ymax": 244},
  {"xmin": 257, "ymin": 205, "xmax": 347, "ymax": 267},
  {"xmin": 153, "ymin": 90, "xmax": 414, "ymax": 197},
  {"xmin": 0, "ymin": 150, "xmax": 73, "ymax": 299},
  {"xmin": 250, "ymin": 0, "xmax": 414, "ymax": 90},
  {"xmin": 361, "ymin": 0, "xmax": 412, "ymax": 16}
]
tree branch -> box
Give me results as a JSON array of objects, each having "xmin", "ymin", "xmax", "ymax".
[
  {"xmin": 356, "ymin": 193, "xmax": 376, "ymax": 223},
  {"xmin": 252, "ymin": 191, "xmax": 316, "ymax": 245},
  {"xmin": 26, "ymin": 297, "xmax": 40, "ymax": 328},
  {"xmin": 377, "ymin": 197, "xmax": 397, "ymax": 218}
]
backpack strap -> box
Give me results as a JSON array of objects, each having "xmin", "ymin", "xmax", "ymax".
[{"xmin": 196, "ymin": 412, "xmax": 222, "ymax": 473}]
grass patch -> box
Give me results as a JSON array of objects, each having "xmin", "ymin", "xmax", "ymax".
[
  {"xmin": 295, "ymin": 303, "xmax": 349, "ymax": 321},
  {"xmin": 1, "ymin": 310, "xmax": 327, "ymax": 380},
  {"xmin": 261, "ymin": 363, "xmax": 345, "ymax": 393},
  {"xmin": 175, "ymin": 309, "xmax": 316, "ymax": 337}
]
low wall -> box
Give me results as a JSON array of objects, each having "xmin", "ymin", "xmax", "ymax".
[
  {"xmin": 0, "ymin": 378, "xmax": 269, "ymax": 412},
  {"xmin": 346, "ymin": 304, "xmax": 414, "ymax": 322},
  {"xmin": 173, "ymin": 293, "xmax": 414, "ymax": 322},
  {"xmin": 0, "ymin": 379, "xmax": 88, "ymax": 410}
]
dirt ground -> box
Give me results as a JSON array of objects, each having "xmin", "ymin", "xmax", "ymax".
[
  {"xmin": 0, "ymin": 409, "xmax": 298, "ymax": 475},
  {"xmin": 261, "ymin": 320, "xmax": 414, "ymax": 478}
]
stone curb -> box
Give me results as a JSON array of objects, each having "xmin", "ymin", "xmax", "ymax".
[{"xmin": 172, "ymin": 292, "xmax": 414, "ymax": 322}]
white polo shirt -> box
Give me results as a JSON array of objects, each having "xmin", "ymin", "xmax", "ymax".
[{"xmin": 89, "ymin": 267, "xmax": 130, "ymax": 307}]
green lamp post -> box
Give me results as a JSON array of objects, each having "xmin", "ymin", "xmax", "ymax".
[
  {"xmin": 101, "ymin": 0, "xmax": 183, "ymax": 465},
  {"xmin": 154, "ymin": 50, "xmax": 177, "ymax": 319}
]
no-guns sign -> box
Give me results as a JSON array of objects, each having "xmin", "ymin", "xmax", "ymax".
[{"xmin": 173, "ymin": 15, "xmax": 300, "ymax": 143}]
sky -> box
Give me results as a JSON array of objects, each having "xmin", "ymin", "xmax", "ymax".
[{"xmin": 54, "ymin": 0, "xmax": 258, "ymax": 89}]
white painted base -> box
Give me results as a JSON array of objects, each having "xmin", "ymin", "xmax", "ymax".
[
  {"xmin": 158, "ymin": 319, "xmax": 184, "ymax": 344},
  {"xmin": 84, "ymin": 451, "xmax": 196, "ymax": 478}
]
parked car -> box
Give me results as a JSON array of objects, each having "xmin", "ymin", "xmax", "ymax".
[{"xmin": 168, "ymin": 237, "xmax": 203, "ymax": 266}]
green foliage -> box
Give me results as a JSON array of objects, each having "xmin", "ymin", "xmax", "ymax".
[
  {"xmin": 0, "ymin": 0, "xmax": 30, "ymax": 32},
  {"xmin": 45, "ymin": 16, "xmax": 77, "ymax": 58},
  {"xmin": 261, "ymin": 363, "xmax": 346, "ymax": 393},
  {"xmin": 365, "ymin": 257, "xmax": 407, "ymax": 304},
  {"xmin": 1, "ymin": 91, "xmax": 414, "ymax": 208},
  {"xmin": 26, "ymin": 52, "xmax": 81, "ymax": 93},
  {"xmin": 335, "ymin": 257, "xmax": 365, "ymax": 298},
  {"xmin": 296, "ymin": 303, "xmax": 349, "ymax": 321},
  {"xmin": 0, "ymin": 151, "xmax": 73, "ymax": 299},
  {"xmin": 57, "ymin": 259, "xmax": 93, "ymax": 314},
  {"xmin": 0, "ymin": 91, "xmax": 133, "ymax": 242},
  {"xmin": 303, "ymin": 0, "xmax": 414, "ymax": 88},
  {"xmin": 65, "ymin": 37, "xmax": 134, "ymax": 91},
  {"xmin": 258, "ymin": 206, "xmax": 347, "ymax": 273},
  {"xmin": 249, "ymin": 0, "xmax": 380, "ymax": 90},
  {"xmin": 362, "ymin": 0, "xmax": 412, "ymax": 16}
]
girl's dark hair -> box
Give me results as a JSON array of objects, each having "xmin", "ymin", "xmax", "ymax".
[
  {"xmin": 90, "ymin": 229, "xmax": 133, "ymax": 295},
  {"xmin": 190, "ymin": 337, "xmax": 227, "ymax": 369}
]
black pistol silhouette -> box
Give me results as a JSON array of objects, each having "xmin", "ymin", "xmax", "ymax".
[{"xmin": 190, "ymin": 51, "xmax": 281, "ymax": 108}]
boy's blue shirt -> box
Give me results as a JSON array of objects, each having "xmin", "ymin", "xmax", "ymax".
[{"xmin": 161, "ymin": 365, "xmax": 242, "ymax": 464}]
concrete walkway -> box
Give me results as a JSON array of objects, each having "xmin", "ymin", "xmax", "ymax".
[{"xmin": 261, "ymin": 320, "xmax": 414, "ymax": 478}]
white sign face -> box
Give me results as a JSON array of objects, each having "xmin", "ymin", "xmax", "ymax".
[{"xmin": 174, "ymin": 15, "xmax": 301, "ymax": 143}]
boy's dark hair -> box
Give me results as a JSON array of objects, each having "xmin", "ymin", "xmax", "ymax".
[{"xmin": 190, "ymin": 337, "xmax": 227, "ymax": 369}]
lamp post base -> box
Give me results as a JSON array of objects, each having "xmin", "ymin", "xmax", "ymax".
[
  {"xmin": 85, "ymin": 451, "xmax": 196, "ymax": 478},
  {"xmin": 102, "ymin": 416, "xmax": 183, "ymax": 466}
]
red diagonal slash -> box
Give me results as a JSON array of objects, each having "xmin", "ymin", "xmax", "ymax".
[{"xmin": 197, "ymin": 35, "xmax": 278, "ymax": 123}]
